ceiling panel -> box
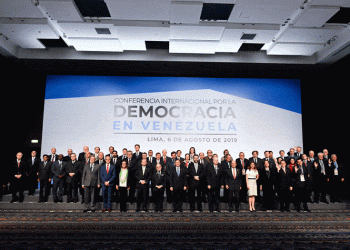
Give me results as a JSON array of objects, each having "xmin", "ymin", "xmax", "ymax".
[
  {"xmin": 116, "ymin": 26, "xmax": 170, "ymax": 41},
  {"xmin": 294, "ymin": 5, "xmax": 340, "ymax": 27},
  {"xmin": 169, "ymin": 40, "xmax": 219, "ymax": 54},
  {"xmin": 0, "ymin": 0, "xmax": 43, "ymax": 18},
  {"xmin": 170, "ymin": 25, "xmax": 225, "ymax": 40},
  {"xmin": 120, "ymin": 40, "xmax": 146, "ymax": 51},
  {"xmin": 267, "ymin": 43, "xmax": 324, "ymax": 56},
  {"xmin": 39, "ymin": 0, "xmax": 84, "ymax": 22},
  {"xmin": 278, "ymin": 25, "xmax": 344, "ymax": 44},
  {"xmin": 57, "ymin": 22, "xmax": 118, "ymax": 38},
  {"xmin": 215, "ymin": 41, "xmax": 242, "ymax": 53},
  {"xmin": 311, "ymin": 0, "xmax": 350, "ymax": 8},
  {"xmin": 0, "ymin": 18, "xmax": 58, "ymax": 49},
  {"xmin": 221, "ymin": 28, "xmax": 278, "ymax": 43},
  {"xmin": 105, "ymin": 0, "xmax": 171, "ymax": 21},
  {"xmin": 68, "ymin": 37, "xmax": 123, "ymax": 52},
  {"xmin": 170, "ymin": 1, "xmax": 203, "ymax": 24}
]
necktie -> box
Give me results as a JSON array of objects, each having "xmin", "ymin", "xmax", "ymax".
[
  {"xmin": 241, "ymin": 160, "xmax": 244, "ymax": 168},
  {"xmin": 142, "ymin": 167, "xmax": 145, "ymax": 175},
  {"xmin": 334, "ymin": 162, "xmax": 338, "ymax": 169},
  {"xmin": 164, "ymin": 158, "xmax": 166, "ymax": 164},
  {"xmin": 106, "ymin": 164, "xmax": 109, "ymax": 174},
  {"xmin": 233, "ymin": 168, "xmax": 236, "ymax": 179},
  {"xmin": 91, "ymin": 164, "xmax": 94, "ymax": 172},
  {"xmin": 215, "ymin": 166, "xmax": 218, "ymax": 175},
  {"xmin": 52, "ymin": 155, "xmax": 55, "ymax": 162},
  {"xmin": 32, "ymin": 157, "xmax": 35, "ymax": 165},
  {"xmin": 177, "ymin": 167, "xmax": 180, "ymax": 176}
]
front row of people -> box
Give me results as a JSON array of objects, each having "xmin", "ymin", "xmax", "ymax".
[{"xmin": 8, "ymin": 151, "xmax": 344, "ymax": 213}]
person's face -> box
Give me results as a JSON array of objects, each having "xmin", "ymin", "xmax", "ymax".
[
  {"xmin": 83, "ymin": 146, "xmax": 89, "ymax": 153},
  {"xmin": 239, "ymin": 153, "xmax": 244, "ymax": 159},
  {"xmin": 309, "ymin": 151, "xmax": 314, "ymax": 158},
  {"xmin": 269, "ymin": 152, "xmax": 273, "ymax": 158},
  {"xmin": 156, "ymin": 164, "xmax": 162, "ymax": 172},
  {"xmin": 264, "ymin": 152, "xmax": 269, "ymax": 158},
  {"xmin": 175, "ymin": 160, "xmax": 181, "ymax": 167},
  {"xmin": 297, "ymin": 159, "xmax": 302, "ymax": 166},
  {"xmin": 193, "ymin": 155, "xmax": 199, "ymax": 163},
  {"xmin": 226, "ymin": 155, "xmax": 231, "ymax": 162},
  {"xmin": 318, "ymin": 153, "xmax": 323, "ymax": 160},
  {"xmin": 177, "ymin": 151, "xmax": 181, "ymax": 157},
  {"xmin": 94, "ymin": 148, "xmax": 100, "ymax": 154},
  {"xmin": 98, "ymin": 152, "xmax": 104, "ymax": 160},
  {"xmin": 67, "ymin": 149, "xmax": 73, "ymax": 155},
  {"xmin": 31, "ymin": 151, "xmax": 36, "ymax": 157},
  {"xmin": 58, "ymin": 154, "xmax": 63, "ymax": 161},
  {"xmin": 123, "ymin": 149, "xmax": 127, "ymax": 155},
  {"xmin": 148, "ymin": 151, "xmax": 153, "ymax": 157},
  {"xmin": 231, "ymin": 161, "xmax": 237, "ymax": 168},
  {"xmin": 253, "ymin": 152, "xmax": 258, "ymax": 158},
  {"xmin": 105, "ymin": 157, "xmax": 111, "ymax": 164},
  {"xmin": 264, "ymin": 161, "xmax": 269, "ymax": 167},
  {"xmin": 162, "ymin": 150, "xmax": 167, "ymax": 157},
  {"xmin": 297, "ymin": 147, "xmax": 302, "ymax": 153},
  {"xmin": 331, "ymin": 155, "xmax": 337, "ymax": 162},
  {"xmin": 290, "ymin": 149, "xmax": 295, "ymax": 155},
  {"xmin": 71, "ymin": 154, "xmax": 76, "ymax": 161},
  {"xmin": 90, "ymin": 156, "xmax": 95, "ymax": 163},
  {"xmin": 281, "ymin": 161, "xmax": 286, "ymax": 168},
  {"xmin": 112, "ymin": 152, "xmax": 117, "ymax": 158},
  {"xmin": 127, "ymin": 152, "xmax": 132, "ymax": 158},
  {"xmin": 156, "ymin": 154, "xmax": 161, "ymax": 160},
  {"xmin": 121, "ymin": 161, "xmax": 127, "ymax": 169},
  {"xmin": 280, "ymin": 151, "xmax": 285, "ymax": 157},
  {"xmin": 190, "ymin": 148, "xmax": 195, "ymax": 154},
  {"xmin": 109, "ymin": 147, "xmax": 114, "ymax": 153},
  {"xmin": 135, "ymin": 145, "xmax": 140, "ymax": 152},
  {"xmin": 85, "ymin": 152, "xmax": 91, "ymax": 158},
  {"xmin": 171, "ymin": 153, "xmax": 176, "ymax": 159},
  {"xmin": 51, "ymin": 148, "xmax": 56, "ymax": 154},
  {"xmin": 141, "ymin": 159, "xmax": 147, "ymax": 166},
  {"xmin": 323, "ymin": 149, "xmax": 328, "ymax": 156},
  {"xmin": 43, "ymin": 156, "xmax": 48, "ymax": 162},
  {"xmin": 208, "ymin": 150, "xmax": 213, "ymax": 157},
  {"xmin": 199, "ymin": 153, "xmax": 204, "ymax": 159},
  {"xmin": 16, "ymin": 153, "xmax": 23, "ymax": 160},
  {"xmin": 142, "ymin": 154, "xmax": 147, "ymax": 159},
  {"xmin": 213, "ymin": 158, "xmax": 218, "ymax": 165}
]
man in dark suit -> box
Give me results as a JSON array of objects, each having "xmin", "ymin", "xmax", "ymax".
[
  {"xmin": 276, "ymin": 160, "xmax": 293, "ymax": 212},
  {"xmin": 147, "ymin": 150, "xmax": 156, "ymax": 168},
  {"xmin": 312, "ymin": 153, "xmax": 328, "ymax": 203},
  {"xmin": 165, "ymin": 151, "xmax": 177, "ymax": 203},
  {"xmin": 225, "ymin": 160, "xmax": 242, "ymax": 212},
  {"xmin": 81, "ymin": 155, "xmax": 100, "ymax": 212},
  {"xmin": 151, "ymin": 163, "xmax": 166, "ymax": 212},
  {"xmin": 118, "ymin": 148, "xmax": 128, "ymax": 162},
  {"xmin": 78, "ymin": 146, "xmax": 90, "ymax": 163},
  {"xmin": 66, "ymin": 153, "xmax": 83, "ymax": 203},
  {"xmin": 328, "ymin": 154, "xmax": 345, "ymax": 202},
  {"xmin": 236, "ymin": 152, "xmax": 249, "ymax": 203},
  {"xmin": 100, "ymin": 155, "xmax": 116, "ymax": 212},
  {"xmin": 188, "ymin": 154, "xmax": 205, "ymax": 212},
  {"xmin": 204, "ymin": 150, "xmax": 214, "ymax": 165},
  {"xmin": 206, "ymin": 157, "xmax": 224, "ymax": 213},
  {"xmin": 277, "ymin": 150, "xmax": 290, "ymax": 165},
  {"xmin": 160, "ymin": 149, "xmax": 171, "ymax": 166},
  {"xmin": 48, "ymin": 147, "xmax": 58, "ymax": 163},
  {"xmin": 51, "ymin": 154, "xmax": 67, "ymax": 203},
  {"xmin": 292, "ymin": 158, "xmax": 311, "ymax": 212},
  {"xmin": 169, "ymin": 159, "xmax": 187, "ymax": 212},
  {"xmin": 126, "ymin": 150, "xmax": 137, "ymax": 203},
  {"xmin": 221, "ymin": 154, "xmax": 232, "ymax": 203},
  {"xmin": 10, "ymin": 152, "xmax": 26, "ymax": 203},
  {"xmin": 132, "ymin": 144, "xmax": 142, "ymax": 162},
  {"xmin": 37, "ymin": 155, "xmax": 52, "ymax": 203},
  {"xmin": 26, "ymin": 151, "xmax": 41, "ymax": 196},
  {"xmin": 176, "ymin": 150, "xmax": 184, "ymax": 162},
  {"xmin": 249, "ymin": 151, "xmax": 263, "ymax": 169},
  {"xmin": 135, "ymin": 158, "xmax": 152, "ymax": 212}
]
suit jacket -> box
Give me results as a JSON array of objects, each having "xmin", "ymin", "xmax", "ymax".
[
  {"xmin": 328, "ymin": 161, "xmax": 345, "ymax": 179},
  {"xmin": 225, "ymin": 167, "xmax": 242, "ymax": 191},
  {"xmin": 48, "ymin": 154, "xmax": 59, "ymax": 163},
  {"xmin": 78, "ymin": 152, "xmax": 92, "ymax": 163},
  {"xmin": 110, "ymin": 157, "xmax": 120, "ymax": 168},
  {"xmin": 100, "ymin": 163, "xmax": 116, "ymax": 186},
  {"xmin": 169, "ymin": 166, "xmax": 187, "ymax": 190},
  {"xmin": 95, "ymin": 159, "xmax": 106, "ymax": 168},
  {"xmin": 51, "ymin": 161, "xmax": 67, "ymax": 180},
  {"xmin": 81, "ymin": 163, "xmax": 100, "ymax": 187},
  {"xmin": 249, "ymin": 157, "xmax": 264, "ymax": 169},
  {"xmin": 292, "ymin": 164, "xmax": 309, "ymax": 188},
  {"xmin": 259, "ymin": 167, "xmax": 276, "ymax": 190},
  {"xmin": 160, "ymin": 156, "xmax": 171, "ymax": 165},
  {"xmin": 236, "ymin": 158, "xmax": 250, "ymax": 170},
  {"xmin": 37, "ymin": 161, "xmax": 52, "ymax": 181},
  {"xmin": 187, "ymin": 162, "xmax": 205, "ymax": 188},
  {"xmin": 276, "ymin": 167, "xmax": 293, "ymax": 190},
  {"xmin": 11, "ymin": 160, "xmax": 26, "ymax": 181},
  {"xmin": 206, "ymin": 164, "xmax": 224, "ymax": 189},
  {"xmin": 26, "ymin": 157, "xmax": 41, "ymax": 176},
  {"xmin": 151, "ymin": 170, "xmax": 166, "ymax": 192},
  {"xmin": 203, "ymin": 156, "xmax": 213, "ymax": 164},
  {"xmin": 135, "ymin": 165, "xmax": 152, "ymax": 188},
  {"xmin": 65, "ymin": 160, "xmax": 83, "ymax": 183},
  {"xmin": 132, "ymin": 152, "xmax": 142, "ymax": 162}
]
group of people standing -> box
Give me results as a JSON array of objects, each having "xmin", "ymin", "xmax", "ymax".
[{"xmin": 3, "ymin": 145, "xmax": 346, "ymax": 213}]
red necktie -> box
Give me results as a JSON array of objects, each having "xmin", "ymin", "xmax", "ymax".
[
  {"xmin": 106, "ymin": 164, "xmax": 109, "ymax": 174},
  {"xmin": 233, "ymin": 168, "xmax": 236, "ymax": 179}
]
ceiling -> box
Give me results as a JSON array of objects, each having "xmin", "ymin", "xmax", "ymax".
[{"xmin": 1, "ymin": 0, "xmax": 350, "ymax": 65}]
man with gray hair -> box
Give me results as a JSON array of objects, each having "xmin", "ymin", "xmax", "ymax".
[
  {"xmin": 82, "ymin": 155, "xmax": 100, "ymax": 212},
  {"xmin": 312, "ymin": 153, "xmax": 329, "ymax": 204}
]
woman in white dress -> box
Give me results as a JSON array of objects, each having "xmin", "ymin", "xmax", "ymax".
[{"xmin": 246, "ymin": 162, "xmax": 259, "ymax": 212}]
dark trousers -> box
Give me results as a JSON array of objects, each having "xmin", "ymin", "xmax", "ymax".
[
  {"xmin": 165, "ymin": 179, "xmax": 173, "ymax": 203},
  {"xmin": 313, "ymin": 176, "xmax": 327, "ymax": 202},
  {"xmin": 39, "ymin": 179, "xmax": 51, "ymax": 202},
  {"xmin": 294, "ymin": 186, "xmax": 308, "ymax": 211},
  {"xmin": 118, "ymin": 187, "xmax": 128, "ymax": 212},
  {"xmin": 128, "ymin": 178, "xmax": 136, "ymax": 203},
  {"xmin": 208, "ymin": 187, "xmax": 221, "ymax": 212},
  {"xmin": 239, "ymin": 178, "xmax": 247, "ymax": 203},
  {"xmin": 330, "ymin": 177, "xmax": 342, "ymax": 201},
  {"xmin": 278, "ymin": 188, "xmax": 290, "ymax": 211},
  {"xmin": 84, "ymin": 186, "xmax": 96, "ymax": 210},
  {"xmin": 189, "ymin": 186, "xmax": 203, "ymax": 212},
  {"xmin": 172, "ymin": 188, "xmax": 184, "ymax": 212},
  {"xmin": 27, "ymin": 175, "xmax": 38, "ymax": 195},
  {"xmin": 102, "ymin": 184, "xmax": 112, "ymax": 209},
  {"xmin": 52, "ymin": 177, "xmax": 64, "ymax": 201},
  {"xmin": 153, "ymin": 189, "xmax": 164, "ymax": 212},
  {"xmin": 262, "ymin": 188, "xmax": 274, "ymax": 210},
  {"xmin": 67, "ymin": 180, "xmax": 79, "ymax": 202},
  {"xmin": 11, "ymin": 178, "xmax": 24, "ymax": 201},
  {"xmin": 228, "ymin": 189, "xmax": 240, "ymax": 212},
  {"xmin": 136, "ymin": 186, "xmax": 149, "ymax": 211}
]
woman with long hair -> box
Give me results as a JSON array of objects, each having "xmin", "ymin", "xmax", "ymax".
[
  {"xmin": 246, "ymin": 162, "xmax": 259, "ymax": 212},
  {"xmin": 116, "ymin": 160, "xmax": 131, "ymax": 212}
]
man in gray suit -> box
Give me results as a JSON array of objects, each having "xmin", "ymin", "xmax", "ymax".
[{"xmin": 81, "ymin": 155, "xmax": 100, "ymax": 212}]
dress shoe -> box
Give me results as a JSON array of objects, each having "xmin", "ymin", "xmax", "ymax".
[
  {"xmin": 108, "ymin": 209, "xmax": 112, "ymax": 212},
  {"xmin": 102, "ymin": 209, "xmax": 106, "ymax": 212}
]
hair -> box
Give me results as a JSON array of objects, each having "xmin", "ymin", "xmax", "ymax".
[
  {"xmin": 248, "ymin": 162, "xmax": 257, "ymax": 170},
  {"xmin": 121, "ymin": 159, "xmax": 128, "ymax": 168},
  {"xmin": 252, "ymin": 150, "xmax": 258, "ymax": 155},
  {"xmin": 135, "ymin": 144, "xmax": 140, "ymax": 148},
  {"xmin": 171, "ymin": 151, "xmax": 176, "ymax": 155},
  {"xmin": 189, "ymin": 147, "xmax": 196, "ymax": 154}
]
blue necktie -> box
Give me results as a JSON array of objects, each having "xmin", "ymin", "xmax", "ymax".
[{"xmin": 177, "ymin": 167, "xmax": 180, "ymax": 177}]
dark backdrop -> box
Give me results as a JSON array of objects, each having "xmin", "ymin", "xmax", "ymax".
[{"xmin": 4, "ymin": 54, "xmax": 347, "ymax": 166}]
